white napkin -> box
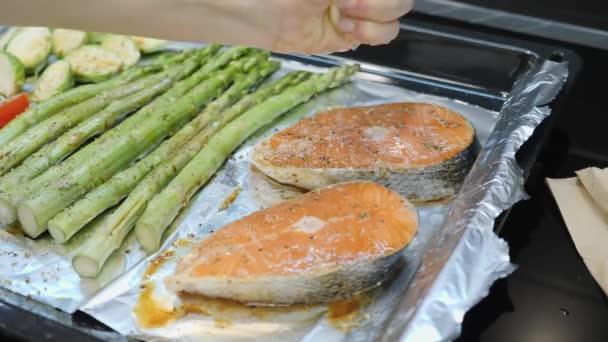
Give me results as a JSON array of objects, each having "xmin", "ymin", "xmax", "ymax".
[{"xmin": 546, "ymin": 167, "xmax": 608, "ymax": 296}]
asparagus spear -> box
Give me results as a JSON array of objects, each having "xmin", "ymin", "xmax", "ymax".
[
  {"xmin": 0, "ymin": 64, "xmax": 187, "ymax": 192},
  {"xmin": 17, "ymin": 57, "xmax": 256, "ymax": 238},
  {"xmin": 8, "ymin": 46, "xmax": 249, "ymax": 208},
  {"xmin": 0, "ymin": 47, "xmax": 219, "ymax": 174},
  {"xmin": 0, "ymin": 51, "xmax": 187, "ymax": 147},
  {"xmin": 49, "ymin": 57, "xmax": 279, "ymax": 243},
  {"xmin": 0, "ymin": 65, "xmax": 193, "ymax": 225},
  {"xmin": 136, "ymin": 64, "xmax": 360, "ymax": 253},
  {"xmin": 145, "ymin": 44, "xmax": 221, "ymax": 69},
  {"xmin": 0, "ymin": 65, "xmax": 190, "ymax": 176},
  {"xmin": 0, "ymin": 48, "xmax": 225, "ymax": 225},
  {"xmin": 20, "ymin": 47, "xmax": 254, "ymax": 195},
  {"xmin": 71, "ymin": 70, "xmax": 310, "ymax": 277}
]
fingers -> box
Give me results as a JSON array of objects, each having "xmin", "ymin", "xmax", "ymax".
[
  {"xmin": 332, "ymin": 0, "xmax": 408, "ymax": 45},
  {"xmin": 337, "ymin": 17, "xmax": 399, "ymax": 45},
  {"xmin": 337, "ymin": 0, "xmax": 414, "ymax": 23}
]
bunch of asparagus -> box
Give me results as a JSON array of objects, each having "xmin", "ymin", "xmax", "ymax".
[{"xmin": 0, "ymin": 41, "xmax": 359, "ymax": 277}]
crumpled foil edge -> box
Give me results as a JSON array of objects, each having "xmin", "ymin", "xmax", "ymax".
[{"xmin": 380, "ymin": 60, "xmax": 570, "ymax": 342}]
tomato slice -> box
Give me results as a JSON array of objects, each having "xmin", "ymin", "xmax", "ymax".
[{"xmin": 0, "ymin": 93, "xmax": 29, "ymax": 128}]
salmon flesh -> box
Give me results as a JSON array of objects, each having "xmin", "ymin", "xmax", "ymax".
[
  {"xmin": 252, "ymin": 102, "xmax": 477, "ymax": 202},
  {"xmin": 165, "ymin": 181, "xmax": 418, "ymax": 305}
]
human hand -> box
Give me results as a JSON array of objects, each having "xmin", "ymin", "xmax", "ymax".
[
  {"xmin": 233, "ymin": 0, "xmax": 414, "ymax": 54},
  {"xmin": 0, "ymin": 0, "xmax": 413, "ymax": 56}
]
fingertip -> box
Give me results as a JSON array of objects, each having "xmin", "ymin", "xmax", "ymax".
[
  {"xmin": 351, "ymin": 19, "xmax": 399, "ymax": 45},
  {"xmin": 338, "ymin": 0, "xmax": 413, "ymax": 23}
]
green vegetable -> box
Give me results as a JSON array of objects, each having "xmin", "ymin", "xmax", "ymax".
[
  {"xmin": 31, "ymin": 60, "xmax": 73, "ymax": 102},
  {"xmin": 16, "ymin": 58, "xmax": 244, "ymax": 238},
  {"xmin": 50, "ymin": 57, "xmax": 279, "ymax": 244},
  {"xmin": 1, "ymin": 66, "xmax": 184, "ymax": 196},
  {"xmin": 65, "ymin": 45, "xmax": 123, "ymax": 82},
  {"xmin": 101, "ymin": 35, "xmax": 141, "ymax": 69},
  {"xmin": 0, "ymin": 67, "xmax": 183, "ymax": 177},
  {"xmin": 131, "ymin": 36, "xmax": 168, "ymax": 54},
  {"xmin": 0, "ymin": 51, "xmax": 202, "ymax": 225},
  {"xmin": 6, "ymin": 27, "xmax": 52, "ymax": 73},
  {"xmin": 136, "ymin": 64, "xmax": 359, "ymax": 253},
  {"xmin": 10, "ymin": 45, "xmax": 235, "ymax": 205},
  {"xmin": 51, "ymin": 29, "xmax": 88, "ymax": 57},
  {"xmin": 0, "ymin": 52, "xmax": 25, "ymax": 97}
]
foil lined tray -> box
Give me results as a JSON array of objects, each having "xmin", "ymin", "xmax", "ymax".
[{"xmin": 0, "ymin": 42, "xmax": 569, "ymax": 341}]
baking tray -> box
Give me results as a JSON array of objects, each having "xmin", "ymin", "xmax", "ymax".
[{"xmin": 0, "ymin": 15, "xmax": 580, "ymax": 342}]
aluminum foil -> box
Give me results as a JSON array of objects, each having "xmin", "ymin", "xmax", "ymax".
[
  {"xmin": 0, "ymin": 46, "xmax": 569, "ymax": 341},
  {"xmin": 80, "ymin": 59, "xmax": 502, "ymax": 341},
  {"xmin": 382, "ymin": 60, "xmax": 569, "ymax": 342}
]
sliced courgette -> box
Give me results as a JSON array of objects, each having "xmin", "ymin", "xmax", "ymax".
[
  {"xmin": 65, "ymin": 45, "xmax": 123, "ymax": 83},
  {"xmin": 31, "ymin": 60, "xmax": 73, "ymax": 102},
  {"xmin": 131, "ymin": 36, "xmax": 168, "ymax": 54},
  {"xmin": 52, "ymin": 29, "xmax": 88, "ymax": 57},
  {"xmin": 6, "ymin": 27, "xmax": 51, "ymax": 73},
  {"xmin": 0, "ymin": 52, "xmax": 25, "ymax": 97},
  {"xmin": 0, "ymin": 27, "xmax": 20, "ymax": 50},
  {"xmin": 101, "ymin": 35, "xmax": 141, "ymax": 69}
]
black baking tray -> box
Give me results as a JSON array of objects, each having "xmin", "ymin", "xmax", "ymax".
[{"xmin": 0, "ymin": 14, "xmax": 581, "ymax": 342}]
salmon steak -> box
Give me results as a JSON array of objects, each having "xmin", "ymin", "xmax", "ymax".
[
  {"xmin": 251, "ymin": 102, "xmax": 476, "ymax": 202},
  {"xmin": 165, "ymin": 181, "xmax": 418, "ymax": 305}
]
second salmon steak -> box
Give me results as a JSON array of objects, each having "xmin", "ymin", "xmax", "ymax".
[
  {"xmin": 252, "ymin": 102, "xmax": 476, "ymax": 201},
  {"xmin": 165, "ymin": 181, "xmax": 418, "ymax": 305}
]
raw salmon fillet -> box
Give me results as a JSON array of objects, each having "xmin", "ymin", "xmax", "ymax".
[
  {"xmin": 252, "ymin": 102, "xmax": 476, "ymax": 201},
  {"xmin": 165, "ymin": 181, "xmax": 418, "ymax": 305}
]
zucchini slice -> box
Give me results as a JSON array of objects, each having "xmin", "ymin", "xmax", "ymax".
[
  {"xmin": 65, "ymin": 45, "xmax": 123, "ymax": 83},
  {"xmin": 0, "ymin": 27, "xmax": 20, "ymax": 50},
  {"xmin": 0, "ymin": 52, "xmax": 25, "ymax": 97},
  {"xmin": 6, "ymin": 27, "xmax": 51, "ymax": 73},
  {"xmin": 52, "ymin": 29, "xmax": 88, "ymax": 57},
  {"xmin": 101, "ymin": 35, "xmax": 141, "ymax": 69},
  {"xmin": 32, "ymin": 60, "xmax": 73, "ymax": 102},
  {"xmin": 131, "ymin": 36, "xmax": 168, "ymax": 54}
]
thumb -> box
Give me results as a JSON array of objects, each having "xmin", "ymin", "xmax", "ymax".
[
  {"xmin": 327, "ymin": 3, "xmax": 361, "ymax": 51},
  {"xmin": 270, "ymin": 2, "xmax": 360, "ymax": 54}
]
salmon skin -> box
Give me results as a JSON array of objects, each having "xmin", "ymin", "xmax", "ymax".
[
  {"xmin": 252, "ymin": 102, "xmax": 477, "ymax": 202},
  {"xmin": 165, "ymin": 181, "xmax": 418, "ymax": 305}
]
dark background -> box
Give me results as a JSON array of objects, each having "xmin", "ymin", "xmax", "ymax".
[{"xmin": 457, "ymin": 0, "xmax": 608, "ymax": 31}]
